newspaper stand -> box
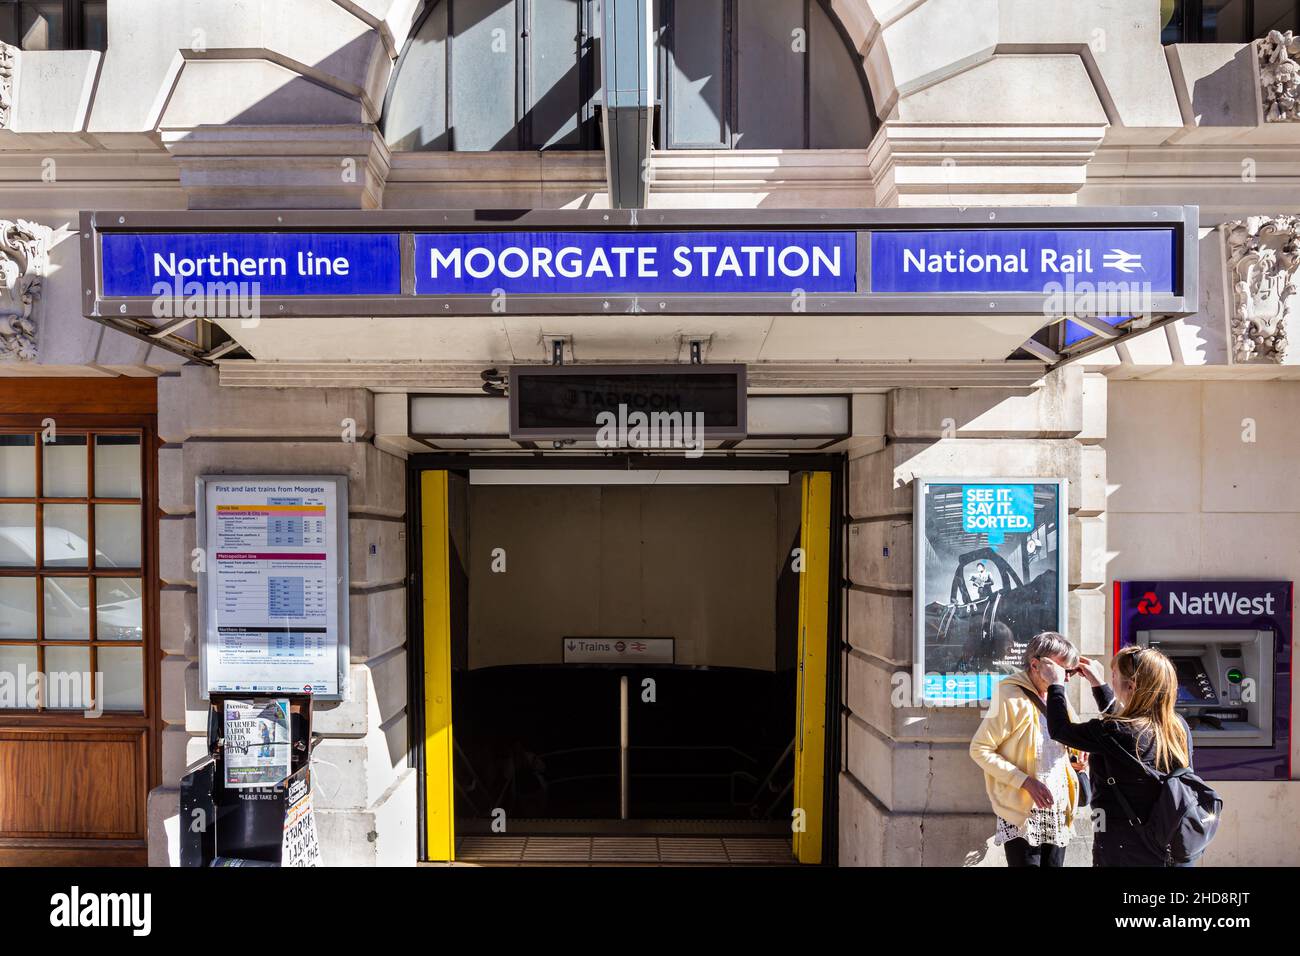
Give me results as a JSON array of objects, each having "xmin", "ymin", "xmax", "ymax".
[{"xmin": 180, "ymin": 691, "xmax": 320, "ymax": 866}]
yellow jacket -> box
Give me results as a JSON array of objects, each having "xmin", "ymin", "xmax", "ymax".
[{"xmin": 968, "ymin": 671, "xmax": 1080, "ymax": 830}]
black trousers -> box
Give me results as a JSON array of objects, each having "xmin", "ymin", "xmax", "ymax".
[{"xmin": 1003, "ymin": 838, "xmax": 1067, "ymax": 867}]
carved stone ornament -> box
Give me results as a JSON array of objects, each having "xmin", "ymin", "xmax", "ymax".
[
  {"xmin": 0, "ymin": 42, "xmax": 13, "ymax": 130},
  {"xmin": 1223, "ymin": 215, "xmax": 1298, "ymax": 364},
  {"xmin": 1259, "ymin": 30, "xmax": 1300, "ymax": 122},
  {"xmin": 0, "ymin": 219, "xmax": 51, "ymax": 363}
]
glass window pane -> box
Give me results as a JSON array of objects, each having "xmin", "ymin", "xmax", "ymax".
[
  {"xmin": 43, "ymin": 435, "xmax": 87, "ymax": 497},
  {"xmin": 809, "ymin": 2, "xmax": 874, "ymax": 148},
  {"xmin": 1205, "ymin": 0, "xmax": 1250, "ymax": 40},
  {"xmin": 0, "ymin": 577, "xmax": 37, "ymax": 638},
  {"xmin": 98, "ymin": 646, "xmax": 143, "ymax": 711},
  {"xmin": 0, "ymin": 503, "xmax": 37, "ymax": 567},
  {"xmin": 94, "ymin": 435, "xmax": 142, "ymax": 498},
  {"xmin": 0, "ymin": 645, "xmax": 37, "ymax": 709},
  {"xmin": 20, "ymin": 1, "xmax": 65, "ymax": 51},
  {"xmin": 450, "ymin": 0, "xmax": 519, "ymax": 151},
  {"xmin": 44, "ymin": 577, "xmax": 91, "ymax": 640},
  {"xmin": 43, "ymin": 503, "xmax": 89, "ymax": 567},
  {"xmin": 383, "ymin": 0, "xmax": 448, "ymax": 149},
  {"xmin": 95, "ymin": 504, "xmax": 142, "ymax": 569},
  {"xmin": 1161, "ymin": 0, "xmax": 1187, "ymax": 42},
  {"xmin": 97, "ymin": 577, "xmax": 143, "ymax": 641},
  {"xmin": 669, "ymin": 0, "xmax": 726, "ymax": 147},
  {"xmin": 44, "ymin": 645, "xmax": 91, "ymax": 710},
  {"xmin": 82, "ymin": 0, "xmax": 108, "ymax": 51},
  {"xmin": 736, "ymin": 0, "xmax": 805, "ymax": 148},
  {"xmin": 530, "ymin": 0, "xmax": 583, "ymax": 148},
  {"xmin": 1251, "ymin": 0, "xmax": 1299, "ymax": 35},
  {"xmin": 0, "ymin": 434, "xmax": 36, "ymax": 497}
]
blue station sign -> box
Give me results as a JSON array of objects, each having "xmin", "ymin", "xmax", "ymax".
[
  {"xmin": 413, "ymin": 230, "xmax": 857, "ymax": 295},
  {"xmin": 100, "ymin": 231, "xmax": 402, "ymax": 297},
  {"xmin": 85, "ymin": 208, "xmax": 1196, "ymax": 328},
  {"xmin": 871, "ymin": 228, "xmax": 1179, "ymax": 294}
]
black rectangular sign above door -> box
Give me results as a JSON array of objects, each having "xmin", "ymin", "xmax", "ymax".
[{"xmin": 508, "ymin": 364, "xmax": 747, "ymax": 441}]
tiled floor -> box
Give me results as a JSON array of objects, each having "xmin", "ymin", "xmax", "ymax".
[{"xmin": 448, "ymin": 835, "xmax": 797, "ymax": 866}]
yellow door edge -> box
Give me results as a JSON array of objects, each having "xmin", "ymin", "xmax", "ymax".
[
  {"xmin": 793, "ymin": 471, "xmax": 831, "ymax": 864},
  {"xmin": 421, "ymin": 471, "xmax": 455, "ymax": 861}
]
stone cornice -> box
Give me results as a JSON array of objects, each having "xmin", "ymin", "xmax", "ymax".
[
  {"xmin": 161, "ymin": 124, "xmax": 391, "ymax": 209},
  {"xmin": 865, "ymin": 123, "xmax": 1107, "ymax": 207}
]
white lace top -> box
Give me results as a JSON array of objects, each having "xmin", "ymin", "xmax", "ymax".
[{"xmin": 994, "ymin": 708, "xmax": 1073, "ymax": 848}]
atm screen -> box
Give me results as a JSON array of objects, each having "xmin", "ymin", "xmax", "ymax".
[{"xmin": 1171, "ymin": 656, "xmax": 1217, "ymax": 704}]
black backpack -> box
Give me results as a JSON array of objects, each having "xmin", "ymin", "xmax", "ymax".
[{"xmin": 1103, "ymin": 733, "xmax": 1223, "ymax": 865}]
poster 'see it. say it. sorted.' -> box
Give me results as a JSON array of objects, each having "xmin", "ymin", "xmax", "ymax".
[{"xmin": 915, "ymin": 479, "xmax": 1068, "ymax": 704}]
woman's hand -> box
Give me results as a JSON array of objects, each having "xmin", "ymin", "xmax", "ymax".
[
  {"xmin": 1020, "ymin": 777, "xmax": 1054, "ymax": 809},
  {"xmin": 1077, "ymin": 655, "xmax": 1106, "ymax": 687},
  {"xmin": 1037, "ymin": 657, "xmax": 1067, "ymax": 686},
  {"xmin": 1070, "ymin": 751, "xmax": 1089, "ymax": 772}
]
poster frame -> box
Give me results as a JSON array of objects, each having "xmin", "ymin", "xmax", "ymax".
[
  {"xmin": 196, "ymin": 474, "xmax": 351, "ymax": 702},
  {"xmin": 912, "ymin": 476, "xmax": 1070, "ymax": 705}
]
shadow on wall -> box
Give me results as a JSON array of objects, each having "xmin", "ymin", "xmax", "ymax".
[
  {"xmin": 1186, "ymin": 44, "xmax": 1261, "ymax": 127},
  {"xmin": 841, "ymin": 372, "xmax": 1101, "ymax": 866}
]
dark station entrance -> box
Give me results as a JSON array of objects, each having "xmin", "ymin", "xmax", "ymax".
[{"xmin": 414, "ymin": 461, "xmax": 837, "ymax": 865}]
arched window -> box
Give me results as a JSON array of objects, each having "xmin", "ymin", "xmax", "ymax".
[
  {"xmin": 659, "ymin": 0, "xmax": 876, "ymax": 149},
  {"xmin": 0, "ymin": 0, "xmax": 107, "ymax": 51},
  {"xmin": 383, "ymin": 0, "xmax": 601, "ymax": 152},
  {"xmin": 382, "ymin": 0, "xmax": 876, "ymax": 152}
]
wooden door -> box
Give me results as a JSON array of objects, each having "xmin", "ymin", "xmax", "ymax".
[{"xmin": 0, "ymin": 378, "xmax": 159, "ymax": 865}]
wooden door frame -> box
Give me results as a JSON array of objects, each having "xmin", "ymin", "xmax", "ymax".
[{"xmin": 0, "ymin": 377, "xmax": 160, "ymax": 865}]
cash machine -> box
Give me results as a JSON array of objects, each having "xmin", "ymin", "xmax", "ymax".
[
  {"xmin": 1115, "ymin": 580, "xmax": 1292, "ymax": 780},
  {"xmin": 1134, "ymin": 628, "xmax": 1273, "ymax": 747}
]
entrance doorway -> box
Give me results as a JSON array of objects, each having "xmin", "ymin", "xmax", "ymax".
[{"xmin": 413, "ymin": 460, "xmax": 838, "ymax": 865}]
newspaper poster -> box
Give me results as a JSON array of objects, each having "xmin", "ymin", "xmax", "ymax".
[
  {"xmin": 281, "ymin": 774, "xmax": 322, "ymax": 867},
  {"xmin": 223, "ymin": 698, "xmax": 292, "ymax": 788},
  {"xmin": 198, "ymin": 476, "xmax": 348, "ymax": 699}
]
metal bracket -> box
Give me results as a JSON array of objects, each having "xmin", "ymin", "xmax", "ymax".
[
  {"xmin": 480, "ymin": 367, "xmax": 507, "ymax": 396},
  {"xmin": 541, "ymin": 333, "xmax": 574, "ymax": 364}
]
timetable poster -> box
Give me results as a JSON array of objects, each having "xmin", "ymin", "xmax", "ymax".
[{"xmin": 201, "ymin": 478, "xmax": 346, "ymax": 698}]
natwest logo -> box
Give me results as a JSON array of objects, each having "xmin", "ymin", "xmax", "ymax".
[
  {"xmin": 1136, "ymin": 591, "xmax": 1163, "ymax": 615},
  {"xmin": 1167, "ymin": 590, "xmax": 1275, "ymax": 616}
]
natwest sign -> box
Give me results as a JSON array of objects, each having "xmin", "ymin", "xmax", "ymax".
[
  {"xmin": 1116, "ymin": 580, "xmax": 1292, "ymax": 644},
  {"xmin": 1165, "ymin": 588, "xmax": 1278, "ymax": 616}
]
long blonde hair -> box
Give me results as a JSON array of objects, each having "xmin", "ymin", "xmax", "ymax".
[{"xmin": 1107, "ymin": 646, "xmax": 1190, "ymax": 772}]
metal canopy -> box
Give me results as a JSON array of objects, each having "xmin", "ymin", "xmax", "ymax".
[{"xmin": 79, "ymin": 206, "xmax": 1200, "ymax": 371}]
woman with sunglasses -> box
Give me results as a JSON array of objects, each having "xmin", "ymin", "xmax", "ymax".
[
  {"xmin": 1038, "ymin": 645, "xmax": 1196, "ymax": 866},
  {"xmin": 969, "ymin": 632, "xmax": 1086, "ymax": 867}
]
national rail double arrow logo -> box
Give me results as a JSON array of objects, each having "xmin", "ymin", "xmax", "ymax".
[{"xmin": 1103, "ymin": 249, "xmax": 1145, "ymax": 273}]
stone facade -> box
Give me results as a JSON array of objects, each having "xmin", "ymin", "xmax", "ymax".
[
  {"xmin": 0, "ymin": 0, "xmax": 1297, "ymax": 867},
  {"xmin": 840, "ymin": 367, "xmax": 1106, "ymax": 866},
  {"xmin": 147, "ymin": 366, "xmax": 414, "ymax": 866}
]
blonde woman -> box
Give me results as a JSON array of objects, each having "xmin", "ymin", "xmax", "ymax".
[
  {"xmin": 969, "ymin": 632, "xmax": 1084, "ymax": 867},
  {"xmin": 1041, "ymin": 645, "xmax": 1196, "ymax": 866}
]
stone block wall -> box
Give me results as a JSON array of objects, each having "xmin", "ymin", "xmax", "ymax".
[
  {"xmin": 838, "ymin": 367, "xmax": 1107, "ymax": 865},
  {"xmin": 146, "ymin": 365, "xmax": 415, "ymax": 866}
]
